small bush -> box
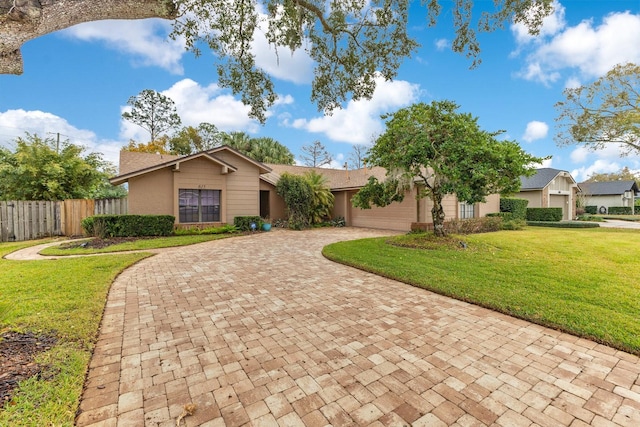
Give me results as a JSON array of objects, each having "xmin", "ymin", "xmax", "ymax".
[
  {"xmin": 82, "ymin": 215, "xmax": 174, "ymax": 238},
  {"xmin": 445, "ymin": 217, "xmax": 503, "ymax": 234},
  {"xmin": 577, "ymin": 214, "xmax": 604, "ymax": 222},
  {"xmin": 607, "ymin": 206, "xmax": 633, "ymax": 215},
  {"xmin": 331, "ymin": 216, "xmax": 346, "ymax": 227},
  {"xmin": 500, "ymin": 198, "xmax": 528, "ymax": 219},
  {"xmin": 173, "ymin": 224, "xmax": 238, "ymax": 235},
  {"xmin": 526, "ymin": 207, "xmax": 562, "ymax": 222},
  {"xmin": 233, "ymin": 216, "xmax": 264, "ymax": 231},
  {"xmin": 585, "ymin": 205, "xmax": 598, "ymax": 214},
  {"xmin": 526, "ymin": 221, "xmax": 599, "ymax": 228},
  {"xmin": 502, "ymin": 219, "xmax": 527, "ymax": 230}
]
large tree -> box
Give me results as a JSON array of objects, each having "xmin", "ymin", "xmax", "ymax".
[
  {"xmin": 1, "ymin": 1, "xmax": 553, "ymax": 121},
  {"xmin": 169, "ymin": 123, "xmax": 224, "ymax": 155},
  {"xmin": 0, "ymin": 133, "xmax": 120, "ymax": 200},
  {"xmin": 221, "ymin": 132, "xmax": 295, "ymax": 164},
  {"xmin": 352, "ymin": 101, "xmax": 544, "ymax": 237},
  {"xmin": 555, "ymin": 63, "xmax": 640, "ymax": 156},
  {"xmin": 300, "ymin": 140, "xmax": 332, "ymax": 167},
  {"xmin": 122, "ymin": 89, "xmax": 182, "ymax": 143},
  {"xmin": 584, "ymin": 167, "xmax": 640, "ymax": 186}
]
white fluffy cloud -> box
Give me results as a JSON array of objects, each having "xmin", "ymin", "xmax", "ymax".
[
  {"xmin": 511, "ymin": 1, "xmax": 566, "ymax": 45},
  {"xmin": 569, "ymin": 143, "xmax": 640, "ymax": 182},
  {"xmin": 119, "ymin": 79, "xmax": 264, "ymax": 141},
  {"xmin": 286, "ymin": 77, "xmax": 421, "ymax": 144},
  {"xmin": 0, "ymin": 109, "xmax": 124, "ymax": 166},
  {"xmin": 63, "ymin": 19, "xmax": 186, "ymax": 74},
  {"xmin": 522, "ymin": 121, "xmax": 549, "ymax": 142},
  {"xmin": 513, "ymin": 5, "xmax": 640, "ymax": 86}
]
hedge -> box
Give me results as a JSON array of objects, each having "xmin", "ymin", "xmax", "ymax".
[
  {"xmin": 607, "ymin": 206, "xmax": 633, "ymax": 215},
  {"xmin": 526, "ymin": 221, "xmax": 600, "ymax": 228},
  {"xmin": 233, "ymin": 216, "xmax": 264, "ymax": 231},
  {"xmin": 585, "ymin": 205, "xmax": 598, "ymax": 214},
  {"xmin": 500, "ymin": 198, "xmax": 529, "ymax": 219},
  {"xmin": 526, "ymin": 207, "xmax": 562, "ymax": 222},
  {"xmin": 82, "ymin": 215, "xmax": 175, "ymax": 238}
]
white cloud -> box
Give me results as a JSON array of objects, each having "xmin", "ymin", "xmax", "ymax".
[
  {"xmin": 63, "ymin": 19, "xmax": 186, "ymax": 74},
  {"xmin": 522, "ymin": 121, "xmax": 549, "ymax": 142},
  {"xmin": 569, "ymin": 143, "xmax": 640, "ymax": 182},
  {"xmin": 434, "ymin": 38, "xmax": 449, "ymax": 51},
  {"xmin": 0, "ymin": 109, "xmax": 123, "ymax": 166},
  {"xmin": 511, "ymin": 1, "xmax": 566, "ymax": 45},
  {"xmin": 514, "ymin": 9, "xmax": 640, "ymax": 85},
  {"xmin": 286, "ymin": 76, "xmax": 421, "ymax": 144},
  {"xmin": 120, "ymin": 78, "xmax": 280, "ymax": 141}
]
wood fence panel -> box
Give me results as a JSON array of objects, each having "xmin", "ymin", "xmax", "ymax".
[
  {"xmin": 94, "ymin": 198, "xmax": 128, "ymax": 215},
  {"xmin": 0, "ymin": 201, "xmax": 62, "ymax": 242},
  {"xmin": 61, "ymin": 199, "xmax": 95, "ymax": 237}
]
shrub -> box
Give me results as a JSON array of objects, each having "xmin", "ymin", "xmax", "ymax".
[
  {"xmin": 82, "ymin": 215, "xmax": 174, "ymax": 238},
  {"xmin": 173, "ymin": 224, "xmax": 238, "ymax": 235},
  {"xmin": 585, "ymin": 205, "xmax": 598, "ymax": 214},
  {"xmin": 233, "ymin": 216, "xmax": 264, "ymax": 231},
  {"xmin": 577, "ymin": 214, "xmax": 604, "ymax": 222},
  {"xmin": 276, "ymin": 173, "xmax": 313, "ymax": 230},
  {"xmin": 526, "ymin": 221, "xmax": 599, "ymax": 228},
  {"xmin": 330, "ymin": 216, "xmax": 346, "ymax": 227},
  {"xmin": 501, "ymin": 219, "xmax": 527, "ymax": 230},
  {"xmin": 499, "ymin": 198, "xmax": 528, "ymax": 219},
  {"xmin": 607, "ymin": 206, "xmax": 633, "ymax": 215},
  {"xmin": 445, "ymin": 217, "xmax": 503, "ymax": 234},
  {"xmin": 526, "ymin": 207, "xmax": 562, "ymax": 222}
]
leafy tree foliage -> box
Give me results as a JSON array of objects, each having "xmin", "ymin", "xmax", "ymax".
[
  {"xmin": 555, "ymin": 63, "xmax": 640, "ymax": 156},
  {"xmin": 122, "ymin": 137, "xmax": 171, "ymax": 154},
  {"xmin": 304, "ymin": 170, "xmax": 335, "ymax": 223},
  {"xmin": 2, "ymin": 1, "xmax": 553, "ymax": 120},
  {"xmin": 169, "ymin": 123, "xmax": 224, "ymax": 155},
  {"xmin": 0, "ymin": 133, "xmax": 122, "ymax": 200},
  {"xmin": 300, "ymin": 140, "xmax": 332, "ymax": 167},
  {"xmin": 584, "ymin": 167, "xmax": 640, "ymax": 186},
  {"xmin": 275, "ymin": 172, "xmax": 313, "ymax": 229},
  {"xmin": 352, "ymin": 101, "xmax": 544, "ymax": 237},
  {"xmin": 122, "ymin": 89, "xmax": 182, "ymax": 143},
  {"xmin": 220, "ymin": 132, "xmax": 294, "ymax": 164}
]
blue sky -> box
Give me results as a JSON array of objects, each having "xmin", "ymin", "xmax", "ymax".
[{"xmin": 1, "ymin": 0, "xmax": 639, "ymax": 182}]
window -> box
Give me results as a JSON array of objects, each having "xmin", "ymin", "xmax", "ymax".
[
  {"xmin": 179, "ymin": 189, "xmax": 220, "ymax": 223},
  {"xmin": 459, "ymin": 202, "xmax": 475, "ymax": 219}
]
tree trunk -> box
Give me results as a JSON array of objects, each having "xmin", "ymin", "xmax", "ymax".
[
  {"xmin": 0, "ymin": 0, "xmax": 177, "ymax": 74},
  {"xmin": 430, "ymin": 190, "xmax": 447, "ymax": 237}
]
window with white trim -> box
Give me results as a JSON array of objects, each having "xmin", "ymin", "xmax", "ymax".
[
  {"xmin": 459, "ymin": 202, "xmax": 475, "ymax": 219},
  {"xmin": 179, "ymin": 189, "xmax": 220, "ymax": 223}
]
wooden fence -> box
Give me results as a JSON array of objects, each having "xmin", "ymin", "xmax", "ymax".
[{"xmin": 0, "ymin": 198, "xmax": 128, "ymax": 242}]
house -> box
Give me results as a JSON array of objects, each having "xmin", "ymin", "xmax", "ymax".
[
  {"xmin": 112, "ymin": 147, "xmax": 500, "ymax": 232},
  {"xmin": 516, "ymin": 168, "xmax": 578, "ymax": 220},
  {"xmin": 578, "ymin": 180, "xmax": 639, "ymax": 214}
]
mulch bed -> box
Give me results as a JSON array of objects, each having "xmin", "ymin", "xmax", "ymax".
[
  {"xmin": 0, "ymin": 331, "xmax": 57, "ymax": 407},
  {"xmin": 59, "ymin": 237, "xmax": 144, "ymax": 250}
]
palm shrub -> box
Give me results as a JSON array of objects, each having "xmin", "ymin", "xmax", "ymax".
[{"xmin": 304, "ymin": 170, "xmax": 335, "ymax": 224}]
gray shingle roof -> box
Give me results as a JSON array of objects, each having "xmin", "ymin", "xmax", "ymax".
[
  {"xmin": 578, "ymin": 180, "xmax": 639, "ymax": 196},
  {"xmin": 520, "ymin": 168, "xmax": 569, "ymax": 190}
]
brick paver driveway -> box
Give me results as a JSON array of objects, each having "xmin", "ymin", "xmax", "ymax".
[{"xmin": 76, "ymin": 228, "xmax": 640, "ymax": 426}]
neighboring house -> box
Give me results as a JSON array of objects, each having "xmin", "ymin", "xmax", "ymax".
[
  {"xmin": 112, "ymin": 148, "xmax": 500, "ymax": 232},
  {"xmin": 516, "ymin": 168, "xmax": 578, "ymax": 220},
  {"xmin": 578, "ymin": 180, "xmax": 639, "ymax": 214}
]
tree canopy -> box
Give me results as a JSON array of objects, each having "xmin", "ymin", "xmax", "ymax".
[
  {"xmin": 352, "ymin": 101, "xmax": 545, "ymax": 236},
  {"xmin": 584, "ymin": 167, "xmax": 640, "ymax": 186},
  {"xmin": 555, "ymin": 63, "xmax": 640, "ymax": 156},
  {"xmin": 1, "ymin": 0, "xmax": 553, "ymax": 121},
  {"xmin": 0, "ymin": 133, "xmax": 124, "ymax": 200},
  {"xmin": 122, "ymin": 89, "xmax": 182, "ymax": 143}
]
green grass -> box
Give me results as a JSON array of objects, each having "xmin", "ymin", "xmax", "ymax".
[
  {"xmin": 323, "ymin": 227, "xmax": 640, "ymax": 355},
  {"xmin": 602, "ymin": 214, "xmax": 640, "ymax": 222},
  {"xmin": 39, "ymin": 233, "xmax": 237, "ymax": 255},
  {"xmin": 0, "ymin": 240, "xmax": 150, "ymax": 426}
]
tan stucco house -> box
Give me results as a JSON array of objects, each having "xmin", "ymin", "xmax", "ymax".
[
  {"xmin": 112, "ymin": 147, "xmax": 500, "ymax": 232},
  {"xmin": 516, "ymin": 168, "xmax": 578, "ymax": 220},
  {"xmin": 578, "ymin": 180, "xmax": 639, "ymax": 215}
]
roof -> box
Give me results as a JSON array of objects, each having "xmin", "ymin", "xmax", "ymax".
[
  {"xmin": 111, "ymin": 146, "xmax": 271, "ymax": 185},
  {"xmin": 520, "ymin": 168, "xmax": 575, "ymax": 190},
  {"xmin": 578, "ymin": 180, "xmax": 639, "ymax": 196},
  {"xmin": 263, "ymin": 164, "xmax": 388, "ymax": 191}
]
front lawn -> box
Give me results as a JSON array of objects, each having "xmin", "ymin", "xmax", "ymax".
[
  {"xmin": 0, "ymin": 240, "xmax": 149, "ymax": 426},
  {"xmin": 323, "ymin": 227, "xmax": 640, "ymax": 355}
]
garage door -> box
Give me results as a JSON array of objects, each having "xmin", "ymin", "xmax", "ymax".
[{"xmin": 549, "ymin": 195, "xmax": 568, "ymax": 220}]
